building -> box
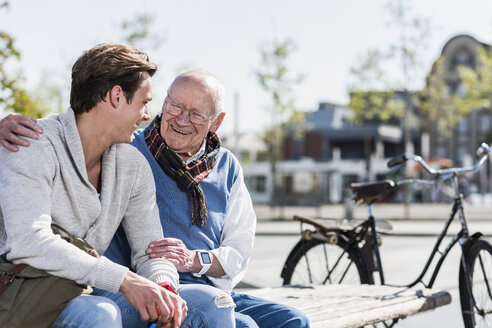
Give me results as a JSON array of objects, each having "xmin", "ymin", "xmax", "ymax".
[{"xmin": 229, "ymin": 34, "xmax": 492, "ymax": 205}]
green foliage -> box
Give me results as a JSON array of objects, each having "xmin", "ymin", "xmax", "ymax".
[
  {"xmin": 0, "ymin": 2, "xmax": 62, "ymax": 117},
  {"xmin": 0, "ymin": 31, "xmax": 20, "ymax": 104},
  {"xmin": 416, "ymin": 57, "xmax": 466, "ymax": 135},
  {"xmin": 457, "ymin": 46, "xmax": 492, "ymax": 112},
  {"xmin": 349, "ymin": 91, "xmax": 405, "ymax": 125},
  {"xmin": 7, "ymin": 88, "xmax": 49, "ymax": 118},
  {"xmin": 256, "ymin": 38, "xmax": 303, "ymax": 116},
  {"xmin": 255, "ymin": 37, "xmax": 305, "ymax": 161},
  {"xmin": 348, "ymin": 0, "xmax": 431, "ymax": 128},
  {"xmin": 348, "ymin": 49, "xmax": 404, "ymax": 125},
  {"xmin": 385, "ymin": 0, "xmax": 431, "ymax": 89},
  {"xmin": 120, "ymin": 13, "xmax": 165, "ymax": 51}
]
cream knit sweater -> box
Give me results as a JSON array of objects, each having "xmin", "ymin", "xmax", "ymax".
[{"xmin": 0, "ymin": 108, "xmax": 178, "ymax": 292}]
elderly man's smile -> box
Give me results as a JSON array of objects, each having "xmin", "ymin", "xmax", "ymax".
[{"xmin": 171, "ymin": 124, "xmax": 192, "ymax": 135}]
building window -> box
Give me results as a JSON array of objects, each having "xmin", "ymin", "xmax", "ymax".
[
  {"xmin": 480, "ymin": 115, "xmax": 491, "ymax": 133},
  {"xmin": 245, "ymin": 175, "xmax": 267, "ymax": 193},
  {"xmin": 457, "ymin": 146, "xmax": 468, "ymax": 166},
  {"xmin": 451, "ymin": 49, "xmax": 473, "ymax": 72},
  {"xmin": 240, "ymin": 151, "xmax": 251, "ymax": 163},
  {"xmin": 456, "ymin": 83, "xmax": 467, "ymax": 98},
  {"xmin": 457, "ymin": 117, "xmax": 468, "ymax": 134},
  {"xmin": 455, "ymin": 50, "xmax": 471, "ymax": 65},
  {"xmin": 293, "ymin": 172, "xmax": 315, "ymax": 194},
  {"xmin": 436, "ymin": 146, "xmax": 446, "ymax": 158}
]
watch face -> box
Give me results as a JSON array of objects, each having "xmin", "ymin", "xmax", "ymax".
[{"xmin": 200, "ymin": 252, "xmax": 212, "ymax": 264}]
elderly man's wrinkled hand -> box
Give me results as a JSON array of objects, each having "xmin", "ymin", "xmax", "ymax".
[
  {"xmin": 146, "ymin": 238, "xmax": 198, "ymax": 273},
  {"xmin": 0, "ymin": 113, "xmax": 43, "ymax": 152}
]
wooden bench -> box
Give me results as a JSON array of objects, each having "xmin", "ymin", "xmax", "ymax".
[{"xmin": 246, "ymin": 284, "xmax": 451, "ymax": 327}]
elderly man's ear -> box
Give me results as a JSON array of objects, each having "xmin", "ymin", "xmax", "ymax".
[{"xmin": 210, "ymin": 112, "xmax": 226, "ymax": 133}]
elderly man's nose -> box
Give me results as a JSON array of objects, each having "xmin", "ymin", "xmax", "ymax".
[{"xmin": 176, "ymin": 110, "xmax": 190, "ymax": 124}]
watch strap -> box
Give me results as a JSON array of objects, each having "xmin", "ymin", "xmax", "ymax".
[{"xmin": 192, "ymin": 251, "xmax": 212, "ymax": 277}]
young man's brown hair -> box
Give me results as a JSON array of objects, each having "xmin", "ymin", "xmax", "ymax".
[{"xmin": 70, "ymin": 43, "xmax": 157, "ymax": 114}]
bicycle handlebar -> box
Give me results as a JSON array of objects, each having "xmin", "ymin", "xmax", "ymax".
[
  {"xmin": 387, "ymin": 143, "xmax": 492, "ymax": 178},
  {"xmin": 387, "ymin": 154, "xmax": 407, "ymax": 168}
]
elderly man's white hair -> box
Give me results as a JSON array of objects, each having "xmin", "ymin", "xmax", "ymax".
[{"xmin": 169, "ymin": 68, "xmax": 226, "ymax": 114}]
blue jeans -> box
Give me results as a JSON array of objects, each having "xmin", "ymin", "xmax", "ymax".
[
  {"xmin": 51, "ymin": 285, "xmax": 309, "ymax": 328},
  {"xmin": 51, "ymin": 294, "xmax": 123, "ymax": 328},
  {"xmin": 52, "ymin": 284, "xmax": 235, "ymax": 328},
  {"xmin": 232, "ymin": 291, "xmax": 310, "ymax": 328}
]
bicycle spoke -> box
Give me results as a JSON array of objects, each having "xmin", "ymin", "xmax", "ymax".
[
  {"xmin": 337, "ymin": 260, "xmax": 354, "ymax": 284},
  {"xmin": 478, "ymin": 253, "xmax": 492, "ymax": 300},
  {"xmin": 322, "ymin": 243, "xmax": 332, "ymax": 284},
  {"xmin": 302, "ymin": 247, "xmax": 313, "ymax": 284},
  {"xmin": 462, "ymin": 240, "xmax": 492, "ymax": 328},
  {"xmin": 284, "ymin": 238, "xmax": 370, "ymax": 286},
  {"xmin": 322, "ymin": 246, "xmax": 351, "ymax": 284}
]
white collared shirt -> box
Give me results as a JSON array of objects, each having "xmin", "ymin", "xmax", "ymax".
[{"xmin": 186, "ymin": 143, "xmax": 256, "ymax": 291}]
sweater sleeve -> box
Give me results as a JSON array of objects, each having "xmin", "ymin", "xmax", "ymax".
[
  {"xmin": 122, "ymin": 154, "xmax": 180, "ymax": 289},
  {"xmin": 0, "ymin": 143, "xmax": 129, "ymax": 293}
]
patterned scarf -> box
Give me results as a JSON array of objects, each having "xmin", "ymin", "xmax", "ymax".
[{"xmin": 144, "ymin": 113, "xmax": 221, "ymax": 226}]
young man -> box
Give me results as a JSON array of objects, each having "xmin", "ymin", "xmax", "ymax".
[
  {"xmin": 0, "ymin": 68, "xmax": 310, "ymax": 327},
  {"xmin": 0, "ymin": 43, "xmax": 187, "ymax": 328}
]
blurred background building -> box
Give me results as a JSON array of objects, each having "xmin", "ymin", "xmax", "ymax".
[{"xmin": 224, "ymin": 34, "xmax": 492, "ymax": 205}]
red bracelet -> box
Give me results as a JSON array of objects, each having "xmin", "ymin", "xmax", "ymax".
[{"xmin": 158, "ymin": 282, "xmax": 177, "ymax": 295}]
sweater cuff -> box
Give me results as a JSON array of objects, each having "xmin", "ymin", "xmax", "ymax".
[{"xmin": 92, "ymin": 256, "xmax": 129, "ymax": 292}]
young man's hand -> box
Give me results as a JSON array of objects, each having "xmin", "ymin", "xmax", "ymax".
[
  {"xmin": 0, "ymin": 113, "xmax": 43, "ymax": 152},
  {"xmin": 120, "ymin": 271, "xmax": 187, "ymax": 328}
]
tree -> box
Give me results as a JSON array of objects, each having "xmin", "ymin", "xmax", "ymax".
[
  {"xmin": 456, "ymin": 45, "xmax": 492, "ymax": 114},
  {"xmin": 255, "ymin": 37, "xmax": 305, "ymax": 208},
  {"xmin": 120, "ymin": 13, "xmax": 165, "ymax": 53},
  {"xmin": 416, "ymin": 57, "xmax": 465, "ymax": 136},
  {"xmin": 0, "ymin": 1, "xmax": 52, "ymax": 118},
  {"xmin": 348, "ymin": 50, "xmax": 405, "ymax": 181},
  {"xmin": 347, "ymin": 0, "xmax": 434, "ymax": 181},
  {"xmin": 348, "ymin": 49, "xmax": 405, "ymax": 125}
]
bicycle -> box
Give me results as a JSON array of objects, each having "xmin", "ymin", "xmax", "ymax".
[{"xmin": 280, "ymin": 143, "xmax": 492, "ymax": 328}]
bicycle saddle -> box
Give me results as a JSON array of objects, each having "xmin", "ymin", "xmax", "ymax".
[{"xmin": 350, "ymin": 180, "xmax": 395, "ymax": 205}]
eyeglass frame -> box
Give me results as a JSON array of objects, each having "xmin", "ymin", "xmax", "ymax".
[{"xmin": 163, "ymin": 94, "xmax": 219, "ymax": 126}]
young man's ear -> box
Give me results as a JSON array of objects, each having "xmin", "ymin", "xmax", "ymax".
[
  {"xmin": 210, "ymin": 112, "xmax": 226, "ymax": 133},
  {"xmin": 108, "ymin": 85, "xmax": 123, "ymax": 108}
]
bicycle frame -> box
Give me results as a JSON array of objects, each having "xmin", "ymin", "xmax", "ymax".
[
  {"xmin": 365, "ymin": 182, "xmax": 466, "ymax": 289},
  {"xmin": 363, "ymin": 170, "xmax": 487, "ymax": 313}
]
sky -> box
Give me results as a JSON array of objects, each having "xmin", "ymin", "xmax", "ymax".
[{"xmin": 2, "ymin": 0, "xmax": 492, "ymax": 137}]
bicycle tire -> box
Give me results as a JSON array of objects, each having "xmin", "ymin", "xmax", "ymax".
[
  {"xmin": 459, "ymin": 238, "xmax": 492, "ymax": 327},
  {"xmin": 281, "ymin": 234, "xmax": 373, "ymax": 286}
]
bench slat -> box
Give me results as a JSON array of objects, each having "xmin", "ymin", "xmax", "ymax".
[{"xmin": 246, "ymin": 284, "xmax": 452, "ymax": 327}]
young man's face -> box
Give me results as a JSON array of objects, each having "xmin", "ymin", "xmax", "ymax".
[
  {"xmin": 118, "ymin": 72, "xmax": 152, "ymax": 143},
  {"xmin": 159, "ymin": 78, "xmax": 223, "ymax": 160}
]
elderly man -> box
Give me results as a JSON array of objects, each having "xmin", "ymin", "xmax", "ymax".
[
  {"xmin": 0, "ymin": 43, "xmax": 187, "ymax": 328},
  {"xmin": 0, "ymin": 68, "xmax": 310, "ymax": 327}
]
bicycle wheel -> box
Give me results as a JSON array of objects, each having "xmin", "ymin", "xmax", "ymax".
[
  {"xmin": 459, "ymin": 238, "xmax": 492, "ymax": 327},
  {"xmin": 281, "ymin": 234, "xmax": 373, "ymax": 286}
]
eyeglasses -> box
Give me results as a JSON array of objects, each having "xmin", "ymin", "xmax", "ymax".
[{"xmin": 164, "ymin": 95, "xmax": 217, "ymax": 126}]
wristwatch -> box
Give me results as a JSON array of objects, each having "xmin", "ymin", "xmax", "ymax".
[{"xmin": 192, "ymin": 251, "xmax": 212, "ymax": 277}]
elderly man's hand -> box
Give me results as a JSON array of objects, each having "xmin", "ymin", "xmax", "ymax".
[
  {"xmin": 0, "ymin": 113, "xmax": 43, "ymax": 152},
  {"xmin": 146, "ymin": 238, "xmax": 199, "ymax": 273}
]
